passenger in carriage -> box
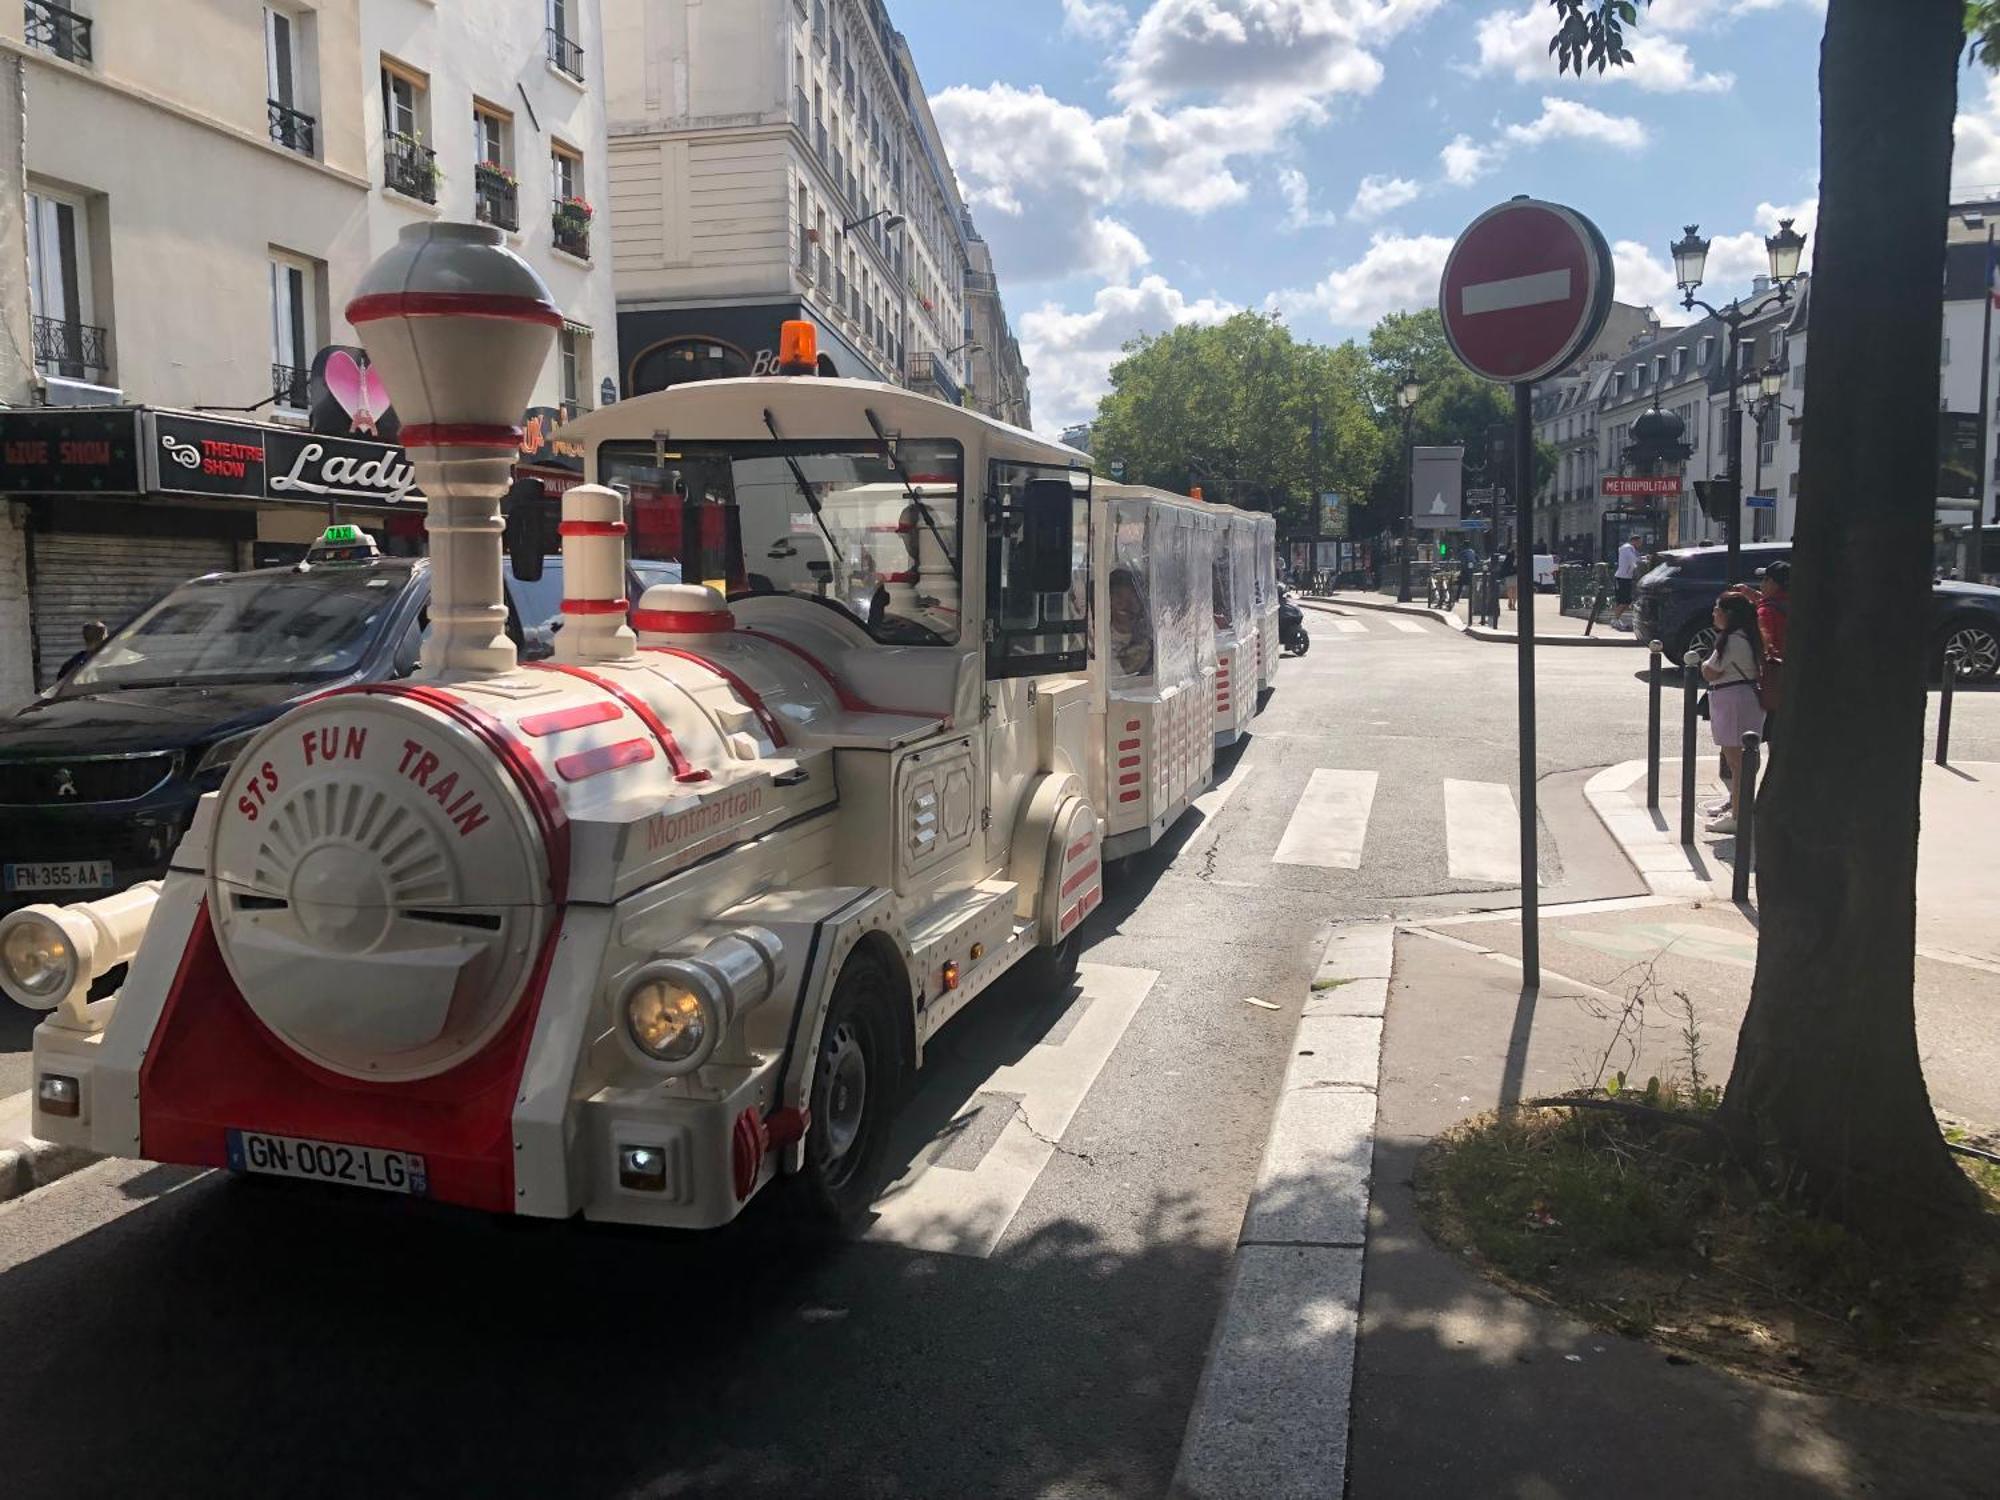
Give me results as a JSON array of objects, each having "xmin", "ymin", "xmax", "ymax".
[{"xmin": 1109, "ymin": 568, "xmax": 1154, "ymax": 676}]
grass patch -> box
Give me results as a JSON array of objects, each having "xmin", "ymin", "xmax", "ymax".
[
  {"xmin": 1308, "ymin": 976, "xmax": 1355, "ymax": 992},
  {"xmin": 1417, "ymin": 1101, "xmax": 2000, "ymax": 1412}
]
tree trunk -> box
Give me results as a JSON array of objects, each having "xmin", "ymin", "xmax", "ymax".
[{"xmin": 1719, "ymin": 0, "xmax": 1976, "ymax": 1234}]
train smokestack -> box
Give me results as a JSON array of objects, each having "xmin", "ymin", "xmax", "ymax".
[{"xmin": 347, "ymin": 222, "xmax": 561, "ymax": 677}]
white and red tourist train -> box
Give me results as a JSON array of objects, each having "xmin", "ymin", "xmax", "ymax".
[{"xmin": 0, "ymin": 223, "xmax": 1277, "ymax": 1232}]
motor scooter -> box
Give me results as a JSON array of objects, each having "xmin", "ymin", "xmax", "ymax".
[{"xmin": 1278, "ymin": 588, "xmax": 1310, "ymax": 655}]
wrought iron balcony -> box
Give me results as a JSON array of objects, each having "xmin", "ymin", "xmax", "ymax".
[
  {"xmin": 384, "ymin": 133, "xmax": 437, "ymax": 203},
  {"xmin": 268, "ymin": 99, "xmax": 316, "ymax": 157},
  {"xmin": 24, "ymin": 1, "xmax": 92, "ymax": 65},
  {"xmin": 552, "ymin": 205, "xmax": 590, "ymax": 259},
  {"xmin": 546, "ymin": 26, "xmax": 584, "ymax": 80},
  {"xmin": 33, "ymin": 315, "xmax": 107, "ymax": 382},
  {"xmin": 475, "ymin": 165, "xmax": 519, "ymax": 231},
  {"xmin": 271, "ymin": 363, "xmax": 310, "ymax": 410}
]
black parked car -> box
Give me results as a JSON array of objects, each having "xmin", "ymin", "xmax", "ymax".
[
  {"xmin": 0, "ymin": 547, "xmax": 674, "ymax": 916},
  {"xmin": 1634, "ymin": 541, "xmax": 2000, "ymax": 681}
]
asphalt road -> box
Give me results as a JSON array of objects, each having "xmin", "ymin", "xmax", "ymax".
[{"xmin": 0, "ymin": 612, "xmax": 1994, "ymax": 1499}]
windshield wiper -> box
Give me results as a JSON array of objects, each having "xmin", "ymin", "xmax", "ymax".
[
  {"xmin": 864, "ymin": 407, "xmax": 960, "ymax": 575},
  {"xmin": 761, "ymin": 408, "xmax": 846, "ymax": 570}
]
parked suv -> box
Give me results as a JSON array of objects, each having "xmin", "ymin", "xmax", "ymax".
[
  {"xmin": 0, "ymin": 544, "xmax": 671, "ymax": 915},
  {"xmin": 1635, "ymin": 542, "xmax": 2000, "ymax": 681}
]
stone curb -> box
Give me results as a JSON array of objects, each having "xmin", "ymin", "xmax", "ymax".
[
  {"xmin": 0, "ymin": 1090, "xmax": 98, "ymax": 1205},
  {"xmin": 1169, "ymin": 922, "xmax": 1391, "ymax": 1500},
  {"xmin": 1304, "ymin": 594, "xmax": 1642, "ymax": 647},
  {"xmin": 1581, "ymin": 759, "xmax": 1721, "ymax": 900}
]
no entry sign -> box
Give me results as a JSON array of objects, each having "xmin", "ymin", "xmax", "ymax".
[{"xmin": 1439, "ymin": 198, "xmax": 1614, "ymax": 385}]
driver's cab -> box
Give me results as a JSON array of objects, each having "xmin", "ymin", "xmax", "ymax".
[{"xmin": 564, "ymin": 368, "xmax": 1095, "ymax": 927}]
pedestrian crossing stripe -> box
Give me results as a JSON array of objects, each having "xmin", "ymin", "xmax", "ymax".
[{"xmin": 1268, "ymin": 771, "xmax": 1528, "ymax": 885}]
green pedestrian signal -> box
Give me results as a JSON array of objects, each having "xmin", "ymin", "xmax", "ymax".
[{"xmin": 1437, "ymin": 540, "xmax": 1448, "ymax": 560}]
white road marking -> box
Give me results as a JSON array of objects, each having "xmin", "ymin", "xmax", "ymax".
[
  {"xmin": 1332, "ymin": 618, "xmax": 1368, "ymax": 635},
  {"xmin": 1461, "ymin": 268, "xmax": 1571, "ymax": 315},
  {"xmin": 867, "ymin": 963, "xmax": 1157, "ymax": 1259},
  {"xmin": 1387, "ymin": 619, "xmax": 1428, "ymax": 635},
  {"xmin": 1443, "ymin": 778, "xmax": 1521, "ymax": 883},
  {"xmin": 1272, "ymin": 769, "xmax": 1378, "ymax": 869}
]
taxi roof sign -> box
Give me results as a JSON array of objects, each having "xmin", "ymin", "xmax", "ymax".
[
  {"xmin": 321, "ymin": 523, "xmax": 364, "ymax": 545},
  {"xmin": 301, "ymin": 522, "xmax": 381, "ymax": 568}
]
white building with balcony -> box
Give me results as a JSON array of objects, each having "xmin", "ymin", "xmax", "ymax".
[{"xmin": 601, "ymin": 0, "xmax": 1024, "ymax": 418}]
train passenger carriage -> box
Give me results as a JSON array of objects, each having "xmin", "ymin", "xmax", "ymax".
[
  {"xmin": 1209, "ymin": 504, "xmax": 1260, "ymax": 748},
  {"xmin": 1093, "ymin": 485, "xmax": 1218, "ymax": 861},
  {"xmin": 1253, "ymin": 513, "xmax": 1280, "ymax": 700}
]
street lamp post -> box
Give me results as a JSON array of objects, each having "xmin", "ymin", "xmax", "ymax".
[
  {"xmin": 1670, "ymin": 217, "xmax": 1808, "ymax": 585},
  {"xmin": 1395, "ymin": 373, "xmax": 1421, "ymax": 603},
  {"xmin": 1748, "ymin": 358, "xmax": 1791, "ymax": 542}
]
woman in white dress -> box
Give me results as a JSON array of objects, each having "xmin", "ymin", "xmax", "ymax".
[{"xmin": 1700, "ymin": 589, "xmax": 1765, "ymax": 835}]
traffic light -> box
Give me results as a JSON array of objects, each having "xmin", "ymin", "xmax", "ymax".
[
  {"xmin": 1436, "ymin": 539, "xmax": 1449, "ymax": 561},
  {"xmin": 1692, "ymin": 479, "xmax": 1738, "ymax": 523}
]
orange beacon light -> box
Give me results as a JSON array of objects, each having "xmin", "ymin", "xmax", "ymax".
[{"xmin": 777, "ymin": 320, "xmax": 818, "ymax": 376}]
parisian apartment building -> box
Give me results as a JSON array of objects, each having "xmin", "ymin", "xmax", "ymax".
[
  {"xmin": 0, "ymin": 0, "xmax": 617, "ymax": 705},
  {"xmin": 601, "ymin": 0, "xmax": 1031, "ymax": 425}
]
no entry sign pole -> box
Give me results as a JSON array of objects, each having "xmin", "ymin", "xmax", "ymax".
[{"xmin": 1439, "ymin": 196, "xmax": 1616, "ymax": 989}]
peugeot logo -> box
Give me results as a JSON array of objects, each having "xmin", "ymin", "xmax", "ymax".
[{"xmin": 52, "ymin": 768, "xmax": 78, "ymax": 800}]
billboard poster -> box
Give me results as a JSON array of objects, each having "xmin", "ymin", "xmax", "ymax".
[
  {"xmin": 1411, "ymin": 446, "xmax": 1465, "ymax": 529},
  {"xmin": 1318, "ymin": 491, "xmax": 1346, "ymax": 537}
]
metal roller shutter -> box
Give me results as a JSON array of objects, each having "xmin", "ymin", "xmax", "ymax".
[{"xmin": 29, "ymin": 532, "xmax": 236, "ymax": 687}]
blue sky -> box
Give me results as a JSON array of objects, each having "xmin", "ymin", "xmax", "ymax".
[{"xmin": 896, "ymin": 0, "xmax": 1997, "ymax": 431}]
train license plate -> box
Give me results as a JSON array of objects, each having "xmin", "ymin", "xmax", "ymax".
[
  {"xmin": 226, "ymin": 1129, "xmax": 428, "ymax": 1196},
  {"xmin": 4, "ymin": 860, "xmax": 113, "ymax": 894}
]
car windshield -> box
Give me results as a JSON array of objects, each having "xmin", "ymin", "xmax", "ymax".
[
  {"xmin": 599, "ymin": 439, "xmax": 963, "ymax": 645},
  {"xmin": 60, "ymin": 565, "xmax": 414, "ymax": 693},
  {"xmin": 508, "ymin": 560, "xmax": 568, "ymax": 633}
]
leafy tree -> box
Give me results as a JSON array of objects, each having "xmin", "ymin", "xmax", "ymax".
[
  {"xmin": 1092, "ymin": 312, "xmax": 1382, "ymax": 533},
  {"xmin": 1548, "ymin": 0, "xmax": 1979, "ymax": 1232}
]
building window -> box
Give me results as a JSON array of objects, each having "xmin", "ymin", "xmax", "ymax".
[
  {"xmin": 798, "ymin": 184, "xmax": 812, "ymax": 271},
  {"xmin": 547, "ymin": 0, "xmax": 584, "ymax": 80},
  {"xmin": 269, "ymin": 253, "xmax": 318, "ymax": 411},
  {"xmin": 473, "ymin": 103, "xmax": 518, "ymax": 230},
  {"xmin": 1672, "ymin": 347, "xmax": 1685, "ymax": 376},
  {"xmin": 552, "ymin": 143, "xmax": 590, "ymax": 257},
  {"xmin": 1698, "ymin": 336, "xmax": 1713, "ymax": 365},
  {"xmin": 26, "ymin": 190, "xmax": 105, "ymax": 383},
  {"xmin": 812, "ymin": 0, "xmax": 826, "ymax": 50},
  {"xmin": 23, "ymin": 0, "xmax": 92, "ymax": 66},
  {"xmin": 559, "ymin": 323, "xmax": 591, "ymax": 412},
  {"xmin": 381, "ymin": 63, "xmax": 436, "ymax": 203},
  {"xmin": 1941, "ymin": 337, "xmax": 1951, "ymax": 366},
  {"xmin": 264, "ymin": 7, "xmax": 316, "ymax": 155}
]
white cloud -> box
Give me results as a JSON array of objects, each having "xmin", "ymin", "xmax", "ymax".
[
  {"xmin": 1956, "ymin": 73, "xmax": 2000, "ymax": 192},
  {"xmin": 1349, "ymin": 172, "xmax": 1422, "ymax": 220},
  {"xmin": 1471, "ymin": 3, "xmax": 1733, "ymax": 93},
  {"xmin": 1062, "ymin": 0, "xmax": 1129, "ymax": 40},
  {"xmin": 1440, "ymin": 133, "xmax": 1498, "ymax": 186},
  {"xmin": 1647, "ymin": 0, "xmax": 1821, "ymax": 33},
  {"xmin": 1114, "ymin": 0, "xmax": 1444, "ymax": 108},
  {"xmin": 1277, "ymin": 167, "xmax": 1342, "ymax": 228},
  {"xmin": 1612, "ymin": 239, "xmax": 1681, "ymax": 312},
  {"xmin": 1502, "ymin": 96, "xmax": 1648, "ymax": 151},
  {"xmin": 1020, "ymin": 276, "xmax": 1240, "ymax": 429},
  {"xmin": 1275, "ymin": 231, "xmax": 1455, "ymax": 327}
]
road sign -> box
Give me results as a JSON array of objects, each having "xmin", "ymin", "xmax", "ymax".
[
  {"xmin": 1601, "ymin": 475, "xmax": 1682, "ymax": 497},
  {"xmin": 1439, "ymin": 198, "xmax": 1616, "ymax": 386},
  {"xmin": 1746, "ymin": 493, "xmax": 1777, "ymax": 511},
  {"xmin": 1411, "ymin": 445, "xmax": 1464, "ymax": 529},
  {"xmin": 1460, "ymin": 517, "xmax": 1492, "ymax": 531},
  {"xmin": 1108, "ymin": 460, "xmax": 1126, "ymax": 480}
]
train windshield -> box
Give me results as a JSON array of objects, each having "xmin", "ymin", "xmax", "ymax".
[{"xmin": 599, "ymin": 439, "xmax": 963, "ymax": 646}]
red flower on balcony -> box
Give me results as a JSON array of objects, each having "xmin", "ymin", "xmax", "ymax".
[{"xmin": 555, "ymin": 195, "xmax": 594, "ymax": 222}]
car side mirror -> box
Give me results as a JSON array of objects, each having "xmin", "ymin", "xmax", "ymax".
[
  {"xmin": 504, "ymin": 478, "xmax": 549, "ymax": 584},
  {"xmin": 1021, "ymin": 479, "xmax": 1076, "ymax": 595}
]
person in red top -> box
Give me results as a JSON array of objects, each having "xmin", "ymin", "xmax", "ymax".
[{"xmin": 1757, "ymin": 560, "xmax": 1789, "ymax": 705}]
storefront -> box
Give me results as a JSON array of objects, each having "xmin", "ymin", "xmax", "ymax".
[
  {"xmin": 619, "ymin": 301, "xmax": 890, "ymax": 397},
  {"xmin": 0, "ymin": 406, "xmax": 418, "ymax": 688}
]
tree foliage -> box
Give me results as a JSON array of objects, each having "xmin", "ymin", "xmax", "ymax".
[{"xmin": 1090, "ymin": 312, "xmax": 1384, "ymax": 533}]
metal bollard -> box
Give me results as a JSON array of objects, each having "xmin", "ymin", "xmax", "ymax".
[
  {"xmin": 1646, "ymin": 641, "xmax": 1664, "ymax": 811},
  {"xmin": 1680, "ymin": 650, "xmax": 1701, "ymax": 845},
  {"xmin": 1937, "ymin": 648, "xmax": 1960, "ymax": 767},
  {"xmin": 1733, "ymin": 730, "xmax": 1761, "ymax": 903}
]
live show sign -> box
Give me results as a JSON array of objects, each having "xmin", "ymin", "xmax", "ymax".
[{"xmin": 0, "ymin": 409, "xmax": 144, "ymax": 493}]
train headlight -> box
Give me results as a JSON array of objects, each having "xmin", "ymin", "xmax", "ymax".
[
  {"xmin": 0, "ymin": 910, "xmax": 80, "ymax": 1006},
  {"xmin": 625, "ymin": 975, "xmax": 712, "ymax": 1067},
  {"xmin": 616, "ymin": 927, "xmax": 787, "ymax": 1076}
]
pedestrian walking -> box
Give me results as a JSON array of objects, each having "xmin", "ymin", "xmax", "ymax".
[
  {"xmin": 1613, "ymin": 532, "xmax": 1643, "ymax": 631},
  {"xmin": 1700, "ymin": 590, "xmax": 1764, "ymax": 836},
  {"xmin": 1495, "ymin": 545, "xmax": 1518, "ymax": 610}
]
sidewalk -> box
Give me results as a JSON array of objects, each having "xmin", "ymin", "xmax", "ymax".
[
  {"xmin": 1349, "ymin": 917, "xmax": 2000, "ymax": 1499},
  {"xmin": 1309, "ymin": 589, "xmax": 1642, "ymax": 647},
  {"xmin": 1588, "ymin": 755, "xmax": 2000, "ymax": 968}
]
